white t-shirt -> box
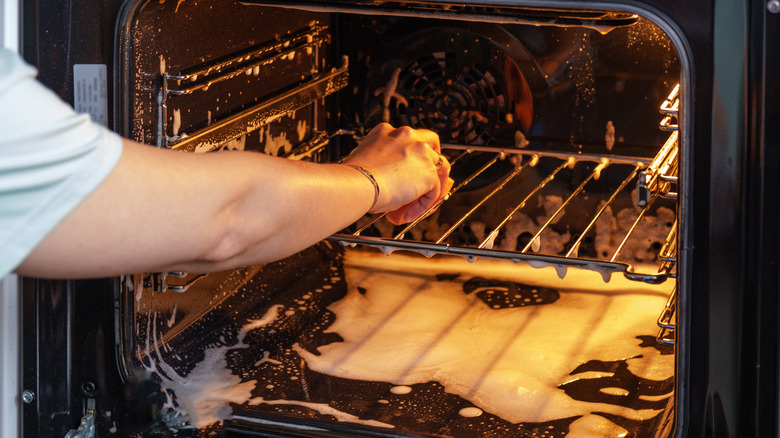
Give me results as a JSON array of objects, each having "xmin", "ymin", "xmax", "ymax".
[{"xmin": 0, "ymin": 49, "xmax": 123, "ymax": 278}]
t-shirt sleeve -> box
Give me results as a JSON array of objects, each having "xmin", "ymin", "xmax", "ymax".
[{"xmin": 0, "ymin": 49, "xmax": 123, "ymax": 278}]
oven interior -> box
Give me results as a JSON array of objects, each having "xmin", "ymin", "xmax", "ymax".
[{"xmin": 118, "ymin": 0, "xmax": 681, "ymax": 436}]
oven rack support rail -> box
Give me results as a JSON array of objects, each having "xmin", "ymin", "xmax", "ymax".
[
  {"xmin": 654, "ymin": 83, "xmax": 679, "ymax": 345},
  {"xmin": 151, "ymin": 24, "xmax": 348, "ymax": 152}
]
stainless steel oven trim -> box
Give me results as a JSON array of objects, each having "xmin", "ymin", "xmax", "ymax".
[
  {"xmin": 3, "ymin": 2, "xmax": 22, "ymax": 436},
  {"xmin": 0, "ymin": 274, "xmax": 21, "ymax": 438}
]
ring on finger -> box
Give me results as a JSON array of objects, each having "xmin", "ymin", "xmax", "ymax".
[{"xmin": 435, "ymin": 153, "xmax": 445, "ymax": 169}]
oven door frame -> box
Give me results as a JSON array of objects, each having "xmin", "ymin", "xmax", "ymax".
[
  {"xmin": 14, "ymin": 0, "xmax": 780, "ymax": 437},
  {"xmin": 2, "ymin": 0, "xmax": 21, "ymax": 436}
]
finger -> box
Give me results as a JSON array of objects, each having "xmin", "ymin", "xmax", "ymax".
[
  {"xmin": 360, "ymin": 123, "xmax": 394, "ymax": 145},
  {"xmin": 391, "ymin": 152, "xmax": 449, "ymax": 224},
  {"xmin": 406, "ymin": 181, "xmax": 442, "ymax": 223},
  {"xmin": 441, "ymin": 177, "xmax": 454, "ymax": 201},
  {"xmin": 385, "ymin": 198, "xmax": 420, "ymax": 225},
  {"xmin": 388, "ymin": 200, "xmax": 427, "ymax": 225},
  {"xmin": 388, "ymin": 125, "xmax": 440, "ymax": 153},
  {"xmin": 385, "ymin": 176, "xmax": 438, "ymax": 225},
  {"xmin": 418, "ymin": 129, "xmax": 441, "ymax": 153},
  {"xmin": 435, "ymin": 154, "xmax": 452, "ymax": 198},
  {"xmin": 385, "ymin": 206, "xmax": 409, "ymax": 225},
  {"xmin": 370, "ymin": 122, "xmax": 394, "ymax": 135}
]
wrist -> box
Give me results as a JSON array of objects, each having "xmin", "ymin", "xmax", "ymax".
[{"xmin": 344, "ymin": 164, "xmax": 380, "ymax": 213}]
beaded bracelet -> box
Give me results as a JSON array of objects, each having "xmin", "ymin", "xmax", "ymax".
[{"xmin": 344, "ymin": 165, "xmax": 380, "ymax": 211}]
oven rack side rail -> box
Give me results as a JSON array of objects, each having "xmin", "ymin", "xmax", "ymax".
[
  {"xmin": 329, "ymin": 234, "xmax": 669, "ymax": 284},
  {"xmin": 146, "ymin": 23, "xmax": 347, "ymax": 152}
]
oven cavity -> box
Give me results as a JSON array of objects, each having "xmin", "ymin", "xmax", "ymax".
[{"xmin": 118, "ymin": 1, "xmax": 681, "ymax": 436}]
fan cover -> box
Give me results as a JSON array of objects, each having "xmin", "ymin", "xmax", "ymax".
[{"xmin": 365, "ymin": 26, "xmax": 534, "ymax": 147}]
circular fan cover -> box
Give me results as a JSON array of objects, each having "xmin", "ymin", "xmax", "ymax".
[{"xmin": 365, "ymin": 26, "xmax": 534, "ymax": 147}]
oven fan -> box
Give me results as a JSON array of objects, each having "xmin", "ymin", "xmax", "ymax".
[{"xmin": 364, "ymin": 25, "xmax": 540, "ymax": 189}]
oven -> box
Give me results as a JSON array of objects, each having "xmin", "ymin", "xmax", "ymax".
[{"xmin": 8, "ymin": 0, "xmax": 780, "ymax": 436}]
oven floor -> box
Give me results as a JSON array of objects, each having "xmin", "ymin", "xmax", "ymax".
[{"xmin": 133, "ymin": 244, "xmax": 674, "ymax": 438}]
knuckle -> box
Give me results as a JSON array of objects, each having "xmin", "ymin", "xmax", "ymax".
[
  {"xmin": 375, "ymin": 122, "xmax": 393, "ymax": 133},
  {"xmin": 391, "ymin": 125, "xmax": 414, "ymax": 137}
]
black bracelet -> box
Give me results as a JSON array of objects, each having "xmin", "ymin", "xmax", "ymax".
[{"xmin": 345, "ymin": 165, "xmax": 380, "ymax": 211}]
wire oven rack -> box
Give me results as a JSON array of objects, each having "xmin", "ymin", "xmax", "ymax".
[{"xmin": 330, "ymin": 140, "xmax": 678, "ymax": 282}]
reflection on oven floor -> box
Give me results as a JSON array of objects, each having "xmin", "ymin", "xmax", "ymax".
[{"xmin": 136, "ymin": 245, "xmax": 673, "ymax": 437}]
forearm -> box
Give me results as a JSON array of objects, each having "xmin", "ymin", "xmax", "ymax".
[
  {"xmin": 182, "ymin": 151, "xmax": 378, "ymax": 271},
  {"xmin": 17, "ymin": 139, "xmax": 377, "ymax": 277}
]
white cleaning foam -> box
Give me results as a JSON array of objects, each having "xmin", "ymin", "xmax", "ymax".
[{"xmin": 297, "ymin": 251, "xmax": 674, "ymax": 425}]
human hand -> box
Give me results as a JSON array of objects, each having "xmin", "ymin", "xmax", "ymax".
[{"xmin": 343, "ymin": 123, "xmax": 453, "ymax": 225}]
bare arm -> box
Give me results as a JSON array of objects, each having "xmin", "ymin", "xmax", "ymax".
[{"xmin": 15, "ymin": 123, "xmax": 450, "ymax": 278}]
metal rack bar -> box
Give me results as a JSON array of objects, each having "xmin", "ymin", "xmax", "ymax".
[
  {"xmin": 610, "ymin": 192, "xmax": 659, "ymax": 263},
  {"xmin": 480, "ymin": 157, "xmax": 571, "ymax": 249},
  {"xmin": 331, "ymin": 146, "xmax": 674, "ymax": 284},
  {"xmin": 442, "ymin": 143, "xmax": 653, "ymax": 166},
  {"xmin": 144, "ymin": 272, "xmax": 207, "ymax": 293},
  {"xmin": 656, "ymin": 285, "xmax": 677, "ymax": 345},
  {"xmin": 660, "ymin": 84, "xmax": 680, "ymax": 115},
  {"xmin": 332, "ymin": 234, "xmax": 649, "ymax": 284},
  {"xmin": 283, "ymin": 131, "xmax": 330, "ymax": 161},
  {"xmin": 565, "ymin": 164, "xmax": 642, "ymax": 258},
  {"xmin": 638, "ymin": 130, "xmax": 678, "ymax": 206},
  {"xmin": 432, "ymin": 158, "xmax": 531, "ymax": 243},
  {"xmin": 659, "ymin": 84, "xmax": 679, "ymax": 132},
  {"xmin": 658, "ymin": 221, "xmax": 678, "ymax": 264},
  {"xmin": 522, "ymin": 159, "xmax": 609, "ymax": 253}
]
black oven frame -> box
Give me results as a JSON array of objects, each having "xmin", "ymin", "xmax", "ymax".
[{"xmin": 16, "ymin": 0, "xmax": 780, "ymax": 436}]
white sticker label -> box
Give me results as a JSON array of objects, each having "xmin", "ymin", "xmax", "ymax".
[{"xmin": 73, "ymin": 64, "xmax": 108, "ymax": 127}]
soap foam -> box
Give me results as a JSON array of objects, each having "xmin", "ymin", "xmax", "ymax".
[
  {"xmin": 140, "ymin": 305, "xmax": 284, "ymax": 428},
  {"xmin": 248, "ymin": 398, "xmax": 394, "ymax": 429},
  {"xmin": 297, "ymin": 251, "xmax": 673, "ymax": 425}
]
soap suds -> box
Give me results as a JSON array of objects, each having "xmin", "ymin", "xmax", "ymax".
[
  {"xmin": 261, "ymin": 127, "xmax": 293, "ymax": 156},
  {"xmin": 568, "ymin": 414, "xmax": 628, "ymax": 437},
  {"xmin": 172, "ymin": 109, "xmax": 182, "ymax": 137},
  {"xmin": 605, "ymin": 121, "xmax": 616, "ymax": 151},
  {"xmin": 140, "ymin": 305, "xmax": 284, "ymax": 428},
  {"xmin": 373, "ymin": 67, "xmax": 408, "ymax": 123},
  {"xmin": 297, "ymin": 252, "xmax": 674, "ymax": 425},
  {"xmin": 248, "ymin": 398, "xmax": 395, "ymax": 429}
]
